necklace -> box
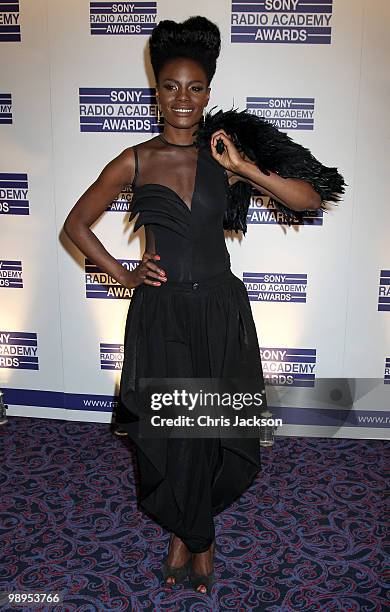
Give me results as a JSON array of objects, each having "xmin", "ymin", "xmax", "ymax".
[{"xmin": 158, "ymin": 133, "xmax": 196, "ymax": 147}]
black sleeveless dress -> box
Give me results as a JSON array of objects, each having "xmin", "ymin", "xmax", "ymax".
[{"xmin": 119, "ymin": 137, "xmax": 267, "ymax": 554}]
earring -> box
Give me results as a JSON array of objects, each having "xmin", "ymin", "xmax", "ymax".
[{"xmin": 157, "ymin": 102, "xmax": 163, "ymax": 124}]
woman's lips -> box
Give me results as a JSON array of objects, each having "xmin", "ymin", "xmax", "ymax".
[{"xmin": 171, "ymin": 108, "xmax": 194, "ymax": 115}]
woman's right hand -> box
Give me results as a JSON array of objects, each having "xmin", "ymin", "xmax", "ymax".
[{"xmin": 125, "ymin": 252, "xmax": 167, "ymax": 289}]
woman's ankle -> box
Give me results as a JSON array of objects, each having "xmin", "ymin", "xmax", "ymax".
[
  {"xmin": 167, "ymin": 533, "xmax": 191, "ymax": 565},
  {"xmin": 191, "ymin": 541, "xmax": 215, "ymax": 574}
]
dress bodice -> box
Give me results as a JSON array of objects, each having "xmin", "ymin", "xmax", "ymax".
[{"xmin": 129, "ymin": 142, "xmax": 231, "ymax": 282}]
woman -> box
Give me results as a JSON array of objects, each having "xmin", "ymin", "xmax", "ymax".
[{"xmin": 64, "ymin": 16, "xmax": 344, "ymax": 595}]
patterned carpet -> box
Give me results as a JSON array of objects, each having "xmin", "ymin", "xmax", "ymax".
[{"xmin": 0, "ymin": 417, "xmax": 388, "ymax": 611}]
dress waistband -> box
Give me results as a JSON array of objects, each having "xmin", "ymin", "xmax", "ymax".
[{"xmin": 140, "ymin": 269, "xmax": 235, "ymax": 293}]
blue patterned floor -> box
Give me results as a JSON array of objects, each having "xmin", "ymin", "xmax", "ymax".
[{"xmin": 0, "ymin": 417, "xmax": 388, "ymax": 611}]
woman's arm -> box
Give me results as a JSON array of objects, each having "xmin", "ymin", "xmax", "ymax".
[
  {"xmin": 211, "ymin": 129, "xmax": 322, "ymax": 212},
  {"xmin": 63, "ymin": 147, "xmax": 165, "ymax": 288},
  {"xmin": 226, "ymin": 160, "xmax": 322, "ymax": 211}
]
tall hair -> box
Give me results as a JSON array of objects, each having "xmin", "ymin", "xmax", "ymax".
[{"xmin": 149, "ymin": 16, "xmax": 221, "ymax": 85}]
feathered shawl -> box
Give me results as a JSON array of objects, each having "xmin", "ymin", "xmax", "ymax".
[{"xmin": 194, "ymin": 107, "xmax": 346, "ymax": 234}]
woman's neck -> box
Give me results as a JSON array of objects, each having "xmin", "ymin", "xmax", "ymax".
[
  {"xmin": 160, "ymin": 124, "xmax": 199, "ymax": 146},
  {"xmin": 158, "ymin": 133, "xmax": 196, "ymax": 148}
]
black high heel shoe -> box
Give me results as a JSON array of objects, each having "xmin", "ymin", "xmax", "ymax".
[
  {"xmin": 189, "ymin": 541, "xmax": 216, "ymax": 595},
  {"xmin": 162, "ymin": 557, "xmax": 192, "ymax": 586},
  {"xmin": 162, "ymin": 535, "xmax": 192, "ymax": 586}
]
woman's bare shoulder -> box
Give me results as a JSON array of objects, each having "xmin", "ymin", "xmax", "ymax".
[
  {"xmin": 125, "ymin": 136, "xmax": 167, "ymax": 177},
  {"xmin": 111, "ymin": 136, "xmax": 160, "ymax": 182},
  {"xmin": 122, "ymin": 135, "xmax": 161, "ymax": 156}
]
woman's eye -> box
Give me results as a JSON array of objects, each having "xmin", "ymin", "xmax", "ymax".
[{"xmin": 163, "ymin": 84, "xmax": 203, "ymax": 92}]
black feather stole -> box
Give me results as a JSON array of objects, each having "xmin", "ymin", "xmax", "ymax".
[{"xmin": 194, "ymin": 107, "xmax": 346, "ymax": 234}]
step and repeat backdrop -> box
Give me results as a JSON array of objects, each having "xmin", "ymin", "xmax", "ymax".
[{"xmin": 1, "ymin": 0, "xmax": 389, "ymax": 438}]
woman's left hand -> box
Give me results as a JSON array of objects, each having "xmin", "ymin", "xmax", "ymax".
[{"xmin": 210, "ymin": 129, "xmax": 248, "ymax": 173}]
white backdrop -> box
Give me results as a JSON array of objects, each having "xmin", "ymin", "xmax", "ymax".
[{"xmin": 1, "ymin": 0, "xmax": 389, "ymax": 438}]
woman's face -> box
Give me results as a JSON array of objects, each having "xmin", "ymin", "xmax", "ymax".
[{"xmin": 156, "ymin": 57, "xmax": 211, "ymax": 129}]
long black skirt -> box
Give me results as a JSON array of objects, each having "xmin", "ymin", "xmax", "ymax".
[{"xmin": 119, "ymin": 269, "xmax": 266, "ymax": 553}]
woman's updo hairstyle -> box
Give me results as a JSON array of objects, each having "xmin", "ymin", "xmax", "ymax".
[{"xmin": 149, "ymin": 16, "xmax": 221, "ymax": 86}]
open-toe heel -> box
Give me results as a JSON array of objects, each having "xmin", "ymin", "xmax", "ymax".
[
  {"xmin": 190, "ymin": 541, "xmax": 216, "ymax": 595},
  {"xmin": 162, "ymin": 533, "xmax": 192, "ymax": 586},
  {"xmin": 189, "ymin": 568, "xmax": 215, "ymax": 595},
  {"xmin": 162, "ymin": 556, "xmax": 192, "ymax": 586}
]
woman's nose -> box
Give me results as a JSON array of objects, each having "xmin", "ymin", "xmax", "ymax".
[{"xmin": 176, "ymin": 89, "xmax": 190, "ymax": 101}]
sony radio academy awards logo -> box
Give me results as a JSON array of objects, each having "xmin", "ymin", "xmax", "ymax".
[
  {"xmin": 90, "ymin": 1, "xmax": 157, "ymax": 36},
  {"xmin": 85, "ymin": 258, "xmax": 140, "ymax": 299},
  {"xmin": 0, "ymin": 1, "xmax": 20, "ymax": 42},
  {"xmin": 231, "ymin": 0, "xmax": 333, "ymax": 44},
  {"xmin": 0, "ymin": 331, "xmax": 39, "ymax": 370},
  {"xmin": 0, "ymin": 93, "xmax": 12, "ymax": 124},
  {"xmin": 0, "ymin": 260, "xmax": 23, "ymax": 288},
  {"xmin": 261, "ymin": 347, "xmax": 317, "ymax": 387},
  {"xmin": 79, "ymin": 88, "xmax": 160, "ymax": 132},
  {"xmin": 100, "ymin": 342, "xmax": 124, "ymax": 370},
  {"xmin": 108, "ymin": 184, "xmax": 133, "ymax": 213},
  {"xmin": 243, "ymin": 272, "xmax": 307, "ymax": 302},
  {"xmin": 247, "ymin": 97, "xmax": 315, "ymax": 131},
  {"xmin": 0, "ymin": 173, "xmax": 29, "ymax": 215},
  {"xmin": 378, "ymin": 270, "xmax": 390, "ymax": 311},
  {"xmin": 385, "ymin": 357, "xmax": 390, "ymax": 384}
]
